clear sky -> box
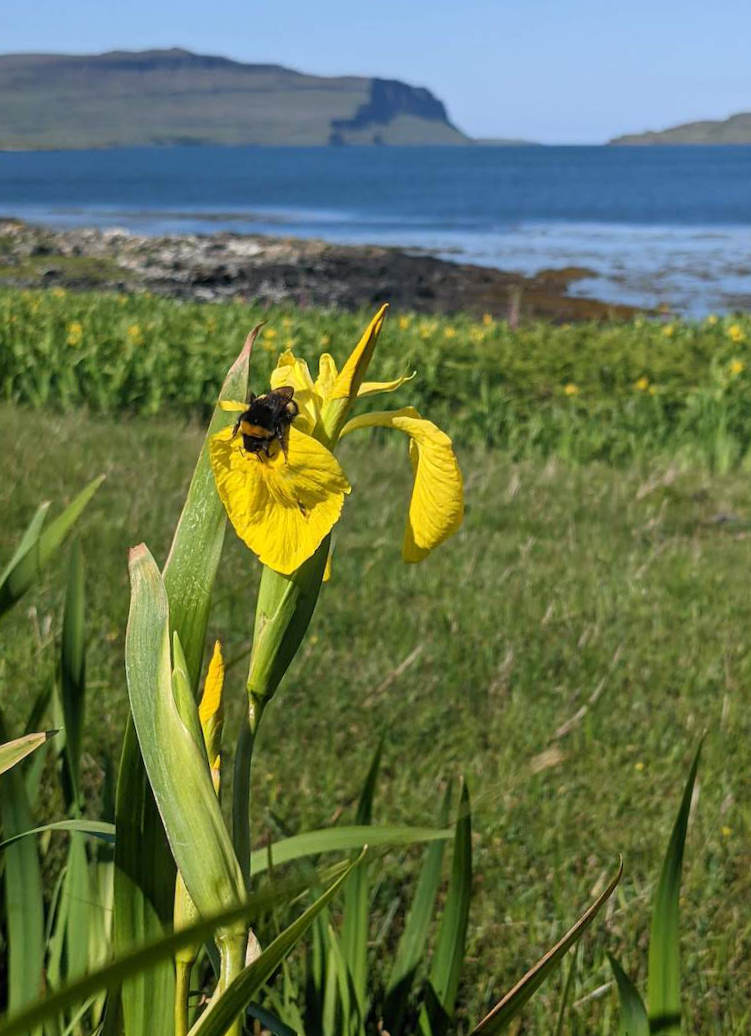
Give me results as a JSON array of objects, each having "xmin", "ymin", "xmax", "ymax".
[{"xmin": 4, "ymin": 0, "xmax": 750, "ymax": 143}]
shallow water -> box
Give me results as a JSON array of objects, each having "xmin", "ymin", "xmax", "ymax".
[{"xmin": 2, "ymin": 144, "xmax": 751, "ymax": 315}]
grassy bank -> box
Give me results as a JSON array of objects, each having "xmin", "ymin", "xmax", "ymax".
[
  {"xmin": 4, "ymin": 288, "xmax": 751, "ymax": 466},
  {"xmin": 1, "ymin": 403, "xmax": 748, "ymax": 1033}
]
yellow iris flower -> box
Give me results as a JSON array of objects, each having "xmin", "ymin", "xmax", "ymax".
[{"xmin": 210, "ymin": 305, "xmax": 464, "ymax": 575}]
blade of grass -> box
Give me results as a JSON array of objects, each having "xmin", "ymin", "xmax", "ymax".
[
  {"xmin": 341, "ymin": 739, "xmax": 383, "ymax": 1036},
  {"xmin": 0, "ymin": 730, "xmax": 56, "ymax": 776},
  {"xmin": 607, "ymin": 953, "xmax": 649, "ymax": 1036},
  {"xmin": 249, "ymin": 825, "xmax": 449, "ymax": 876},
  {"xmin": 60, "ymin": 539, "xmax": 85, "ymax": 808},
  {"xmin": 0, "ymin": 476, "xmax": 104, "ymax": 619},
  {"xmin": 647, "ymin": 742, "xmax": 702, "ymax": 1036},
  {"xmin": 0, "ymin": 710, "xmax": 45, "ymax": 1012},
  {"xmin": 384, "ymin": 781, "xmax": 452, "ymax": 1033},
  {"xmin": 470, "ymin": 858, "xmax": 623, "ymax": 1034},
  {"xmin": 0, "ymin": 818, "xmax": 115, "ymax": 851},
  {"xmin": 419, "ymin": 780, "xmax": 472, "ymax": 1036}
]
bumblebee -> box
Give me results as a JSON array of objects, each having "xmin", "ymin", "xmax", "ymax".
[{"xmin": 232, "ymin": 386, "xmax": 298, "ymax": 458}]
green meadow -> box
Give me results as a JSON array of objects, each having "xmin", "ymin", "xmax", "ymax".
[{"xmin": 1, "ymin": 288, "xmax": 750, "ymax": 1032}]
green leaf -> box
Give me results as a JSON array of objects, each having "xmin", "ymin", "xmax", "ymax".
[
  {"xmin": 0, "ymin": 862, "xmax": 350, "ymax": 1036},
  {"xmin": 0, "ymin": 730, "xmax": 56, "ymax": 777},
  {"xmin": 0, "ymin": 476, "xmax": 104, "ymax": 619},
  {"xmin": 114, "ymin": 330, "xmax": 253, "ymax": 1033},
  {"xmin": 0, "ymin": 818, "xmax": 115, "ymax": 852},
  {"xmin": 0, "ymin": 711, "xmax": 45, "ymax": 1012},
  {"xmin": 470, "ymin": 858, "xmax": 623, "ymax": 1034},
  {"xmin": 647, "ymin": 742, "xmax": 702, "ymax": 1036},
  {"xmin": 187, "ymin": 855, "xmax": 362, "ymax": 1036},
  {"xmin": 419, "ymin": 781, "xmax": 472, "ymax": 1036},
  {"xmin": 125, "ymin": 544, "xmax": 245, "ymax": 919},
  {"xmin": 249, "ymin": 825, "xmax": 450, "ymax": 876},
  {"xmin": 163, "ymin": 326, "xmax": 257, "ymax": 689},
  {"xmin": 341, "ymin": 739, "xmax": 383, "ymax": 1035},
  {"xmin": 608, "ymin": 953, "xmax": 649, "ymax": 1036},
  {"xmin": 60, "ymin": 539, "xmax": 85, "ymax": 806},
  {"xmin": 384, "ymin": 781, "xmax": 452, "ymax": 1034}
]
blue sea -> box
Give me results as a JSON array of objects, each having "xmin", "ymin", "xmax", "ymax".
[{"xmin": 2, "ymin": 145, "xmax": 751, "ymax": 316}]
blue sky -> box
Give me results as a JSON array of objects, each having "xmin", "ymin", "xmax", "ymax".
[{"xmin": 4, "ymin": 0, "xmax": 750, "ymax": 143}]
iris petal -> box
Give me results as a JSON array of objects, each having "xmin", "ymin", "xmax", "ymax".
[
  {"xmin": 210, "ymin": 425, "xmax": 351, "ymax": 575},
  {"xmin": 340, "ymin": 407, "xmax": 463, "ymax": 562}
]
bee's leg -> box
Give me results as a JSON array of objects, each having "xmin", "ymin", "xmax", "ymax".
[
  {"xmin": 232, "ymin": 418, "xmax": 242, "ymax": 438},
  {"xmin": 277, "ymin": 425, "xmax": 289, "ymax": 461}
]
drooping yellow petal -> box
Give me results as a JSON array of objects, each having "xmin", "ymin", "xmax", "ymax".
[
  {"xmin": 340, "ymin": 407, "xmax": 463, "ymax": 562},
  {"xmin": 270, "ymin": 352, "xmax": 319, "ymax": 434},
  {"xmin": 198, "ymin": 640, "xmax": 225, "ymax": 792},
  {"xmin": 357, "ymin": 371, "xmax": 415, "ymax": 398},
  {"xmin": 210, "ymin": 425, "xmax": 351, "ymax": 575}
]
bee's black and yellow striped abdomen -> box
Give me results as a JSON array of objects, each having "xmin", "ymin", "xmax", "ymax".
[{"xmin": 233, "ymin": 386, "xmax": 299, "ymax": 458}]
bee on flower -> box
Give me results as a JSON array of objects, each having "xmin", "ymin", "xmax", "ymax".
[{"xmin": 210, "ymin": 306, "xmax": 463, "ymax": 575}]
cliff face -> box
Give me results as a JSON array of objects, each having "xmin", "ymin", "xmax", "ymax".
[
  {"xmin": 611, "ymin": 112, "xmax": 751, "ymax": 145},
  {"xmin": 0, "ymin": 48, "xmax": 469, "ymax": 149}
]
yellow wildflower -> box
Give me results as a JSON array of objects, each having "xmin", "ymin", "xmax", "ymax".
[
  {"xmin": 635, "ymin": 376, "xmax": 650, "ymax": 392},
  {"xmin": 320, "ymin": 335, "xmax": 331, "ymax": 347},
  {"xmin": 398, "ymin": 315, "xmax": 412, "ymax": 330},
  {"xmin": 728, "ymin": 323, "xmax": 745, "ymax": 343},
  {"xmin": 210, "ymin": 306, "xmax": 463, "ymax": 575},
  {"xmin": 648, "ymin": 385, "xmax": 657, "ymax": 395},
  {"xmin": 662, "ymin": 324, "xmax": 674, "ymax": 338},
  {"xmin": 128, "ymin": 324, "xmax": 144, "ymax": 346},
  {"xmin": 729, "ymin": 358, "xmax": 745, "ymax": 376},
  {"xmin": 482, "ymin": 312, "xmax": 494, "ymax": 326},
  {"xmin": 67, "ymin": 321, "xmax": 83, "ymax": 346},
  {"xmin": 285, "ymin": 338, "xmax": 296, "ymax": 350},
  {"xmin": 721, "ymin": 825, "xmax": 732, "ymax": 838},
  {"xmin": 52, "ymin": 287, "xmax": 66, "ymax": 299},
  {"xmin": 635, "ymin": 761, "xmax": 644, "ymax": 772},
  {"xmin": 563, "ymin": 383, "xmax": 578, "ymax": 396},
  {"xmin": 263, "ymin": 327, "xmax": 278, "ymax": 340},
  {"xmin": 282, "ymin": 317, "xmax": 293, "ymax": 330},
  {"xmin": 444, "ymin": 326, "xmax": 457, "ymax": 338},
  {"xmin": 706, "ymin": 314, "xmax": 718, "ymax": 326}
]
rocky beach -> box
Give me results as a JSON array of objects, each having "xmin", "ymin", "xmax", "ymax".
[{"xmin": 0, "ymin": 219, "xmax": 636, "ymax": 322}]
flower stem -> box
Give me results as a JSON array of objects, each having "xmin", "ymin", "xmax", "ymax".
[
  {"xmin": 216, "ymin": 929, "xmax": 248, "ymax": 1036},
  {"xmin": 232, "ymin": 693, "xmax": 266, "ymax": 891},
  {"xmin": 174, "ymin": 960, "xmax": 192, "ymax": 1036}
]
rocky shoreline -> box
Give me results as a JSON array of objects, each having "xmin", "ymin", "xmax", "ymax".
[{"xmin": 0, "ymin": 219, "xmax": 638, "ymax": 322}]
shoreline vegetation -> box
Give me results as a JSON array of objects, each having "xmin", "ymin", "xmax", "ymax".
[{"xmin": 0, "ymin": 219, "xmax": 636, "ymax": 323}]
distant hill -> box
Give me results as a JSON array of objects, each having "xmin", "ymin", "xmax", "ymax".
[
  {"xmin": 611, "ymin": 112, "xmax": 751, "ymax": 145},
  {"xmin": 0, "ymin": 48, "xmax": 469, "ymax": 149}
]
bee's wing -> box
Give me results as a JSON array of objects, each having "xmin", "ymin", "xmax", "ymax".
[
  {"xmin": 219, "ymin": 400, "xmax": 248, "ymax": 413},
  {"xmin": 274, "ymin": 386, "xmax": 295, "ymax": 400}
]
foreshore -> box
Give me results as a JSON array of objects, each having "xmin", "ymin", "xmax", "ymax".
[{"xmin": 0, "ymin": 218, "xmax": 638, "ymax": 322}]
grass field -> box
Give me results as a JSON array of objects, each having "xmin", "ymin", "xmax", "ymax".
[{"xmin": 2, "ymin": 392, "xmax": 749, "ymax": 1033}]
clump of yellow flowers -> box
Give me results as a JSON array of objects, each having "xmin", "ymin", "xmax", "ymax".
[{"xmin": 209, "ymin": 305, "xmax": 464, "ymax": 576}]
